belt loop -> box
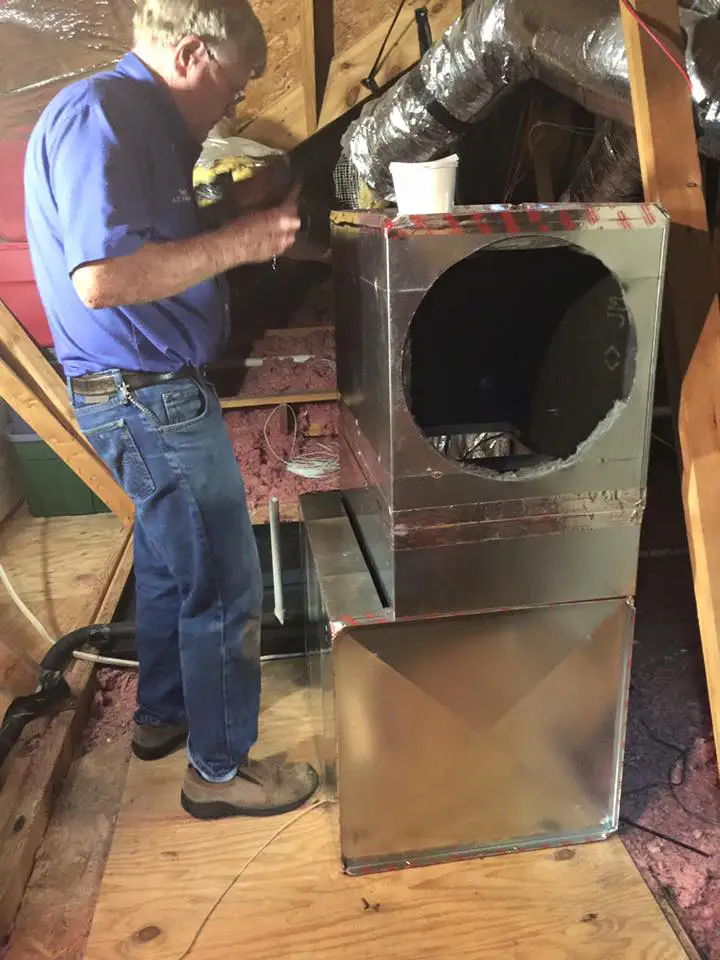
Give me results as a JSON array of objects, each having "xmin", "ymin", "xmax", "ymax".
[{"xmin": 67, "ymin": 377, "xmax": 76, "ymax": 404}]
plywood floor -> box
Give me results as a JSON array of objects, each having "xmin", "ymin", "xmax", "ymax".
[
  {"xmin": 0, "ymin": 505, "xmax": 131, "ymax": 708},
  {"xmin": 0, "ymin": 505, "xmax": 132, "ymax": 940},
  {"xmin": 86, "ymin": 661, "xmax": 690, "ymax": 960}
]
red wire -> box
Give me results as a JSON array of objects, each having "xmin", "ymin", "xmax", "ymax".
[{"xmin": 620, "ymin": 0, "xmax": 693, "ymax": 93}]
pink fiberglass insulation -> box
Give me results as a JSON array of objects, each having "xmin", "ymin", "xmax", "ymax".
[
  {"xmin": 225, "ymin": 402, "xmax": 339, "ymax": 511},
  {"xmin": 624, "ymin": 738, "xmax": 720, "ymax": 957},
  {"xmin": 248, "ymin": 327, "xmax": 335, "ymax": 360},
  {"xmin": 81, "ymin": 667, "xmax": 138, "ymax": 755},
  {"xmin": 223, "ymin": 317, "xmax": 338, "ymax": 509},
  {"xmin": 242, "ymin": 331, "xmax": 336, "ymax": 396},
  {"xmin": 287, "ymin": 279, "xmax": 334, "ymax": 328}
]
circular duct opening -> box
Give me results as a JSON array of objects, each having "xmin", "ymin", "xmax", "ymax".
[{"xmin": 402, "ymin": 241, "xmax": 637, "ymax": 477}]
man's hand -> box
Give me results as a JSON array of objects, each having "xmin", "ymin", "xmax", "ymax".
[
  {"xmin": 72, "ymin": 189, "xmax": 303, "ymax": 310},
  {"xmin": 227, "ymin": 190, "xmax": 301, "ymax": 263},
  {"xmin": 231, "ymin": 163, "xmax": 292, "ymax": 212}
]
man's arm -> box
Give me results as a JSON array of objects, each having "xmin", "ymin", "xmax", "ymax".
[{"xmin": 72, "ymin": 196, "xmax": 300, "ymax": 309}]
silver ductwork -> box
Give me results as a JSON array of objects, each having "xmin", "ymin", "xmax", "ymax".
[{"xmin": 342, "ymin": 0, "xmax": 720, "ymax": 202}]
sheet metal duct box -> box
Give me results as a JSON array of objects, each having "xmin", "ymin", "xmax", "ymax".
[
  {"xmin": 302, "ymin": 203, "xmax": 669, "ymax": 875},
  {"xmin": 331, "ymin": 204, "xmax": 668, "ymax": 618}
]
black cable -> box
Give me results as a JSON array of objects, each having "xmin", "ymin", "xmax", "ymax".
[
  {"xmin": 362, "ymin": 0, "xmax": 407, "ymax": 95},
  {"xmin": 625, "ymin": 686, "xmax": 720, "ymax": 829},
  {"xmin": 0, "ymin": 621, "xmax": 136, "ymax": 771},
  {"xmin": 619, "ymin": 816, "xmax": 710, "ymax": 858}
]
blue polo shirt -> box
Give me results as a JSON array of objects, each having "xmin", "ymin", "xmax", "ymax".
[{"xmin": 24, "ymin": 53, "xmax": 230, "ymax": 376}]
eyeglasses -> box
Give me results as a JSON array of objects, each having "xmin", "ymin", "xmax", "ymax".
[{"xmin": 205, "ymin": 46, "xmax": 247, "ymax": 107}]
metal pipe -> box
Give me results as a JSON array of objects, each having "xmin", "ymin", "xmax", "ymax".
[
  {"xmin": 341, "ymin": 0, "xmax": 720, "ymax": 200},
  {"xmin": 269, "ymin": 496, "xmax": 285, "ymax": 625}
]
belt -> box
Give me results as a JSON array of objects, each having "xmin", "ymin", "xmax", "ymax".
[{"xmin": 71, "ymin": 366, "xmax": 200, "ymax": 397}]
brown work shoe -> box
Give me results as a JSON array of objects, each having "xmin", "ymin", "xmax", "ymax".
[
  {"xmin": 131, "ymin": 722, "xmax": 188, "ymax": 761},
  {"xmin": 180, "ymin": 755, "xmax": 320, "ymax": 819}
]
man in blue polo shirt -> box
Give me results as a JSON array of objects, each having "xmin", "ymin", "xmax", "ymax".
[{"xmin": 24, "ymin": 0, "xmax": 318, "ymax": 820}]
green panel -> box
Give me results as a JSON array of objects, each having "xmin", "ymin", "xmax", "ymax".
[{"xmin": 9, "ymin": 437, "xmax": 110, "ymax": 518}]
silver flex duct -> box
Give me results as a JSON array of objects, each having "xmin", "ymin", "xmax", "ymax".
[{"xmin": 341, "ymin": 0, "xmax": 720, "ymax": 201}]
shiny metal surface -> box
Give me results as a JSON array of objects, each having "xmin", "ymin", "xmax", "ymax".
[
  {"xmin": 301, "ymin": 492, "xmax": 385, "ymax": 786},
  {"xmin": 301, "ymin": 492, "xmax": 633, "ymax": 875},
  {"xmin": 332, "ymin": 205, "xmax": 668, "ymax": 617},
  {"xmin": 340, "ymin": 0, "xmax": 720, "ymax": 200}
]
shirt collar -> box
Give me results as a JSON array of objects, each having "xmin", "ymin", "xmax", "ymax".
[{"xmin": 115, "ymin": 52, "xmax": 202, "ymax": 160}]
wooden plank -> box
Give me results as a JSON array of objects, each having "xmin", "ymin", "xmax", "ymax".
[
  {"xmin": 0, "ymin": 515, "xmax": 132, "ymax": 940},
  {"xmin": 265, "ymin": 325, "xmax": 334, "ymax": 338},
  {"xmin": 300, "ymin": 0, "xmax": 317, "ymax": 135},
  {"xmin": 619, "ymin": 0, "xmax": 720, "ymax": 770},
  {"xmin": 318, "ymin": 0, "xmax": 461, "ymax": 129},
  {"xmin": 3, "ymin": 738, "xmax": 131, "ymax": 960},
  {"xmin": 240, "ymin": 1, "xmax": 461, "ymax": 148},
  {"xmin": 0, "ymin": 300, "xmax": 75, "ymax": 434},
  {"xmin": 250, "ymin": 501, "xmax": 300, "ymax": 525},
  {"xmin": 0, "ymin": 357, "xmax": 134, "ymax": 527},
  {"xmin": 0, "ymin": 300, "xmax": 111, "ymax": 469},
  {"xmin": 239, "ymin": 87, "xmax": 307, "ymax": 150},
  {"xmin": 220, "ymin": 390, "xmax": 338, "ymax": 410},
  {"xmin": 86, "ymin": 659, "xmax": 689, "ymax": 960}
]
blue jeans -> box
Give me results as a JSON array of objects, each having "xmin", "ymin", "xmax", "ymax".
[{"xmin": 70, "ymin": 371, "xmax": 262, "ymax": 781}]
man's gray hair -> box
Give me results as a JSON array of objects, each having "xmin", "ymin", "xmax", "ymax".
[{"xmin": 133, "ymin": 0, "xmax": 266, "ymax": 74}]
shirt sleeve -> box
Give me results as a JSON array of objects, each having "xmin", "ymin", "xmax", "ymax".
[{"xmin": 50, "ymin": 90, "xmax": 152, "ymax": 274}]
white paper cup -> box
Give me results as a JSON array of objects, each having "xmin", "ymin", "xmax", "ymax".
[{"xmin": 389, "ymin": 155, "xmax": 459, "ymax": 215}]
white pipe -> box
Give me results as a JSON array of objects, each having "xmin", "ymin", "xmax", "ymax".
[{"xmin": 269, "ymin": 496, "xmax": 285, "ymax": 626}]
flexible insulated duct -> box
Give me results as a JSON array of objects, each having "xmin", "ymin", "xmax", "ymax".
[{"xmin": 342, "ymin": 0, "xmax": 720, "ymax": 200}]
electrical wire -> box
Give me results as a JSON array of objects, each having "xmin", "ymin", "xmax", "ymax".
[
  {"xmin": 619, "ymin": 815, "xmax": 710, "ymax": 857},
  {"xmin": 502, "ymin": 101, "xmax": 532, "ymax": 201},
  {"xmin": 72, "ymin": 649, "xmax": 138, "ymax": 669},
  {"xmin": 0, "ymin": 559, "xmax": 54, "ymax": 646},
  {"xmin": 363, "ymin": 0, "xmax": 408, "ymax": 94},
  {"xmin": 619, "ymin": 0, "xmax": 693, "ymax": 93},
  {"xmin": 527, "ymin": 120, "xmax": 595, "ymax": 161},
  {"xmin": 0, "ymin": 558, "xmax": 137, "ymax": 668},
  {"xmin": 176, "ymin": 799, "xmax": 335, "ymax": 960},
  {"xmin": 625, "ymin": 696, "xmax": 720, "ymax": 830},
  {"xmin": 264, "ymin": 402, "xmax": 339, "ymax": 479}
]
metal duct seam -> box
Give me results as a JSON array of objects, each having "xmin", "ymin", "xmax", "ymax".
[{"xmin": 342, "ymin": 0, "xmax": 720, "ymax": 201}]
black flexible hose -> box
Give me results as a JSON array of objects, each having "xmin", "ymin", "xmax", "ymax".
[{"xmin": 0, "ymin": 621, "xmax": 136, "ymax": 771}]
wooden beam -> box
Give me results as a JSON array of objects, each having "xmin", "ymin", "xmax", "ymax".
[
  {"xmin": 0, "ymin": 519, "xmax": 132, "ymax": 939},
  {"xmin": 319, "ymin": 0, "xmax": 461, "ymax": 129},
  {"xmin": 250, "ymin": 500, "xmax": 300, "ymax": 525},
  {"xmin": 220, "ymin": 389, "xmax": 338, "ymax": 410},
  {"xmin": 300, "ymin": 0, "xmax": 335, "ymax": 137},
  {"xmin": 620, "ymin": 0, "xmax": 720, "ymax": 765},
  {"xmin": 300, "ymin": 0, "xmax": 319, "ymax": 135},
  {"xmin": 241, "ymin": 0, "xmax": 461, "ymax": 148},
  {"xmin": 265, "ymin": 324, "xmax": 334, "ymax": 337},
  {"xmin": 0, "ymin": 357, "xmax": 134, "ymax": 526},
  {"xmin": 0, "ymin": 301, "xmax": 77, "ymax": 433}
]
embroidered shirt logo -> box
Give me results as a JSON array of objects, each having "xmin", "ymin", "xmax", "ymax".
[{"xmin": 172, "ymin": 188, "xmax": 191, "ymax": 204}]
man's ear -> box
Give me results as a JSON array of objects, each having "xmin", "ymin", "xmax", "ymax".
[{"xmin": 174, "ymin": 36, "xmax": 206, "ymax": 77}]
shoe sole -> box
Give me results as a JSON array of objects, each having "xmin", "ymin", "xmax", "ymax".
[
  {"xmin": 131, "ymin": 731, "xmax": 188, "ymax": 762},
  {"xmin": 180, "ymin": 776, "xmax": 320, "ymax": 821}
]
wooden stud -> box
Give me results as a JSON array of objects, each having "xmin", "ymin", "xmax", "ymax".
[
  {"xmin": 264, "ymin": 325, "xmax": 334, "ymax": 338},
  {"xmin": 0, "ymin": 357, "xmax": 134, "ymax": 526},
  {"xmin": 0, "ymin": 299, "xmax": 134, "ymax": 510},
  {"xmin": 300, "ymin": 0, "xmax": 334, "ymax": 136},
  {"xmin": 0, "ymin": 300, "xmax": 75, "ymax": 433},
  {"xmin": 620, "ymin": 0, "xmax": 720, "ymax": 765},
  {"xmin": 300, "ymin": 0, "xmax": 319, "ymax": 134},
  {"xmin": 318, "ymin": 0, "xmax": 461, "ymax": 129},
  {"xmin": 242, "ymin": 0, "xmax": 461, "ymax": 148},
  {"xmin": 220, "ymin": 389, "xmax": 338, "ymax": 410}
]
